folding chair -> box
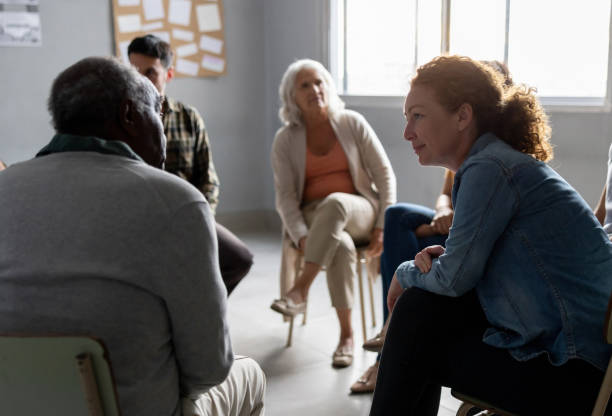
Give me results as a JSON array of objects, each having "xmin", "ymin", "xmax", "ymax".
[
  {"xmin": 0, "ymin": 335, "xmax": 121, "ymax": 416},
  {"xmin": 452, "ymin": 292, "xmax": 612, "ymax": 416},
  {"xmin": 280, "ymin": 238, "xmax": 379, "ymax": 347}
]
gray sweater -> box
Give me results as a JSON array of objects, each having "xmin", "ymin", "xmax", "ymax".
[{"xmin": 0, "ymin": 151, "xmax": 232, "ymax": 415}]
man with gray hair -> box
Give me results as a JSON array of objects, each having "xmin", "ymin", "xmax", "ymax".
[{"xmin": 0, "ymin": 56, "xmax": 265, "ymax": 416}]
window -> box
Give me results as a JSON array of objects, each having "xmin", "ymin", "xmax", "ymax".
[{"xmin": 330, "ymin": 0, "xmax": 611, "ymax": 103}]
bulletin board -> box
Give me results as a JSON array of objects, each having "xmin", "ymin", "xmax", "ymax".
[{"xmin": 111, "ymin": 0, "xmax": 226, "ymax": 77}]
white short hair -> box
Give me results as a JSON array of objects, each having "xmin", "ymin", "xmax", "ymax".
[{"xmin": 278, "ymin": 59, "xmax": 345, "ymax": 127}]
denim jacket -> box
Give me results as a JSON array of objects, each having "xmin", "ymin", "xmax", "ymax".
[{"xmin": 396, "ymin": 133, "xmax": 612, "ymax": 370}]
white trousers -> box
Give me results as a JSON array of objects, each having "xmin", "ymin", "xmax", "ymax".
[{"xmin": 182, "ymin": 356, "xmax": 266, "ymax": 416}]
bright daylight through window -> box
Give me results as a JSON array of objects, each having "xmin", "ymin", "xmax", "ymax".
[{"xmin": 331, "ymin": 0, "xmax": 611, "ymax": 101}]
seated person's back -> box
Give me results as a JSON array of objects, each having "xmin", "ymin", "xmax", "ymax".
[{"xmin": 0, "ymin": 57, "xmax": 233, "ymax": 415}]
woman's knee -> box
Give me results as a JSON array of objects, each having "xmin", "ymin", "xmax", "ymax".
[
  {"xmin": 315, "ymin": 193, "xmax": 349, "ymax": 221},
  {"xmin": 384, "ymin": 203, "xmax": 434, "ymax": 230}
]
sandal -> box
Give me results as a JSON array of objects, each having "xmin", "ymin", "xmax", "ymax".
[
  {"xmin": 332, "ymin": 344, "xmax": 354, "ymax": 368},
  {"xmin": 362, "ymin": 319, "xmax": 388, "ymax": 352},
  {"xmin": 270, "ymin": 298, "xmax": 306, "ymax": 317},
  {"xmin": 350, "ymin": 361, "xmax": 379, "ymax": 394}
]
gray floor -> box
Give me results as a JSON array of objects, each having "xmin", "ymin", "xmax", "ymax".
[{"xmin": 225, "ymin": 226, "xmax": 462, "ymax": 416}]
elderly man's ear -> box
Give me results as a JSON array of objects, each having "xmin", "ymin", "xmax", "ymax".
[{"xmin": 118, "ymin": 98, "xmax": 140, "ymax": 137}]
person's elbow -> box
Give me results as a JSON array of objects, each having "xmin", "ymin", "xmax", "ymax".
[{"xmin": 181, "ymin": 353, "xmax": 233, "ymax": 397}]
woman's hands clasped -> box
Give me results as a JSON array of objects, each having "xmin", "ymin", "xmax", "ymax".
[
  {"xmin": 414, "ymin": 245, "xmax": 445, "ymax": 273},
  {"xmin": 386, "ymin": 245, "xmax": 445, "ymax": 313}
]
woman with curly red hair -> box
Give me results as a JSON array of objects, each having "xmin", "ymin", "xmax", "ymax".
[{"xmin": 370, "ymin": 56, "xmax": 612, "ymax": 415}]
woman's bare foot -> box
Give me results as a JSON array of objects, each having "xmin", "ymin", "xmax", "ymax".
[{"xmin": 285, "ymin": 285, "xmax": 308, "ymax": 305}]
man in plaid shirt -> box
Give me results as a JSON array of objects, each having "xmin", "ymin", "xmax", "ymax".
[{"xmin": 128, "ymin": 34, "xmax": 253, "ymax": 295}]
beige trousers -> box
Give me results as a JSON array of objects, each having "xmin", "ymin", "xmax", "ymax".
[
  {"xmin": 182, "ymin": 356, "xmax": 266, "ymax": 416},
  {"xmin": 302, "ymin": 192, "xmax": 375, "ymax": 309}
]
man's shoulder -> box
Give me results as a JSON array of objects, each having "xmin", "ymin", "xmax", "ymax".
[
  {"xmin": 136, "ymin": 162, "xmax": 207, "ymax": 205},
  {"xmin": 165, "ymin": 96, "xmax": 204, "ymax": 123}
]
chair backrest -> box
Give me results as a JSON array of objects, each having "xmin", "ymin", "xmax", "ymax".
[
  {"xmin": 0, "ymin": 335, "xmax": 121, "ymax": 416},
  {"xmin": 604, "ymin": 295, "xmax": 612, "ymax": 344},
  {"xmin": 591, "ymin": 294, "xmax": 612, "ymax": 416}
]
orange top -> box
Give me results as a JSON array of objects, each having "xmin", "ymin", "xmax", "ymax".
[{"xmin": 303, "ymin": 140, "xmax": 357, "ymax": 203}]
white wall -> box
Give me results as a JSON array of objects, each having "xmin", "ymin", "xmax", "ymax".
[
  {"xmin": 1, "ymin": 1, "xmax": 611, "ymax": 216},
  {"xmin": 0, "ymin": 0, "xmax": 267, "ymax": 214},
  {"xmin": 262, "ymin": 0, "xmax": 612, "ymax": 210}
]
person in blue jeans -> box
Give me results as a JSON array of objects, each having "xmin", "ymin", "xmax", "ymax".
[{"xmin": 350, "ymin": 171, "xmax": 453, "ymax": 393}]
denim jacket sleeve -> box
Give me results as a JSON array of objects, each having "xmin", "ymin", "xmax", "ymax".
[{"xmin": 396, "ymin": 158, "xmax": 518, "ymax": 296}]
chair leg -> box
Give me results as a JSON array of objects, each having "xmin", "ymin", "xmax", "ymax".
[
  {"xmin": 367, "ymin": 264, "xmax": 376, "ymax": 327},
  {"xmin": 591, "ymin": 356, "xmax": 612, "ymax": 416},
  {"xmin": 302, "ymin": 303, "xmax": 307, "ymax": 325},
  {"xmin": 456, "ymin": 402, "xmax": 480, "ymax": 416},
  {"xmin": 357, "ymin": 255, "xmax": 367, "ymax": 344},
  {"xmin": 286, "ymin": 315, "xmax": 294, "ymax": 348}
]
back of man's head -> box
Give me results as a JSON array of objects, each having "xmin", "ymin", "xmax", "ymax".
[
  {"xmin": 128, "ymin": 35, "xmax": 173, "ymax": 69},
  {"xmin": 48, "ymin": 56, "xmax": 156, "ymax": 136}
]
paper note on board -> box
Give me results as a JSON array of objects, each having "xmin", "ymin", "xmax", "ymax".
[
  {"xmin": 150, "ymin": 31, "xmax": 170, "ymax": 43},
  {"xmin": 143, "ymin": 0, "xmax": 164, "ymax": 21},
  {"xmin": 168, "ymin": 0, "xmax": 191, "ymax": 26},
  {"xmin": 196, "ymin": 4, "xmax": 221, "ymax": 32},
  {"xmin": 119, "ymin": 40, "xmax": 130, "ymax": 64},
  {"xmin": 201, "ymin": 54, "xmax": 224, "ymax": 72},
  {"xmin": 142, "ymin": 21, "xmax": 163, "ymax": 31},
  {"xmin": 176, "ymin": 58, "xmax": 199, "ymax": 76},
  {"xmin": 118, "ymin": 0, "xmax": 140, "ymax": 6},
  {"xmin": 199, "ymin": 34, "xmax": 222, "ymax": 54},
  {"xmin": 176, "ymin": 43, "xmax": 198, "ymax": 57},
  {"xmin": 117, "ymin": 14, "xmax": 141, "ymax": 33},
  {"xmin": 172, "ymin": 28, "xmax": 194, "ymax": 41}
]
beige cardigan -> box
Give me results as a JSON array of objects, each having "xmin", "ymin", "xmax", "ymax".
[{"xmin": 271, "ymin": 109, "xmax": 397, "ymax": 247}]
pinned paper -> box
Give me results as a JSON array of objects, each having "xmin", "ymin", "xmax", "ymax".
[
  {"xmin": 176, "ymin": 43, "xmax": 198, "ymax": 57},
  {"xmin": 172, "ymin": 28, "xmax": 194, "ymax": 41},
  {"xmin": 118, "ymin": 0, "xmax": 140, "ymax": 6},
  {"xmin": 141, "ymin": 21, "xmax": 163, "ymax": 31},
  {"xmin": 143, "ymin": 0, "xmax": 164, "ymax": 21},
  {"xmin": 196, "ymin": 4, "xmax": 221, "ymax": 32},
  {"xmin": 150, "ymin": 31, "xmax": 170, "ymax": 43},
  {"xmin": 117, "ymin": 14, "xmax": 141, "ymax": 33},
  {"xmin": 201, "ymin": 54, "xmax": 224, "ymax": 73},
  {"xmin": 176, "ymin": 58, "xmax": 199, "ymax": 76},
  {"xmin": 119, "ymin": 40, "xmax": 131, "ymax": 64},
  {"xmin": 168, "ymin": 0, "xmax": 191, "ymax": 26},
  {"xmin": 199, "ymin": 34, "xmax": 223, "ymax": 54}
]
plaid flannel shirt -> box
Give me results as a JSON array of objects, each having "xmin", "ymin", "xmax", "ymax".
[{"xmin": 162, "ymin": 96, "xmax": 220, "ymax": 213}]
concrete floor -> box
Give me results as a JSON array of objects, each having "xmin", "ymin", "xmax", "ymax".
[{"xmin": 225, "ymin": 226, "xmax": 462, "ymax": 416}]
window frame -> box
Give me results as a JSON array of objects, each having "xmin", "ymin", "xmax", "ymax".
[{"xmin": 327, "ymin": 0, "xmax": 612, "ymax": 113}]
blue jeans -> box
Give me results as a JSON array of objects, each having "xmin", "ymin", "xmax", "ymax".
[{"xmin": 380, "ymin": 203, "xmax": 448, "ymax": 321}]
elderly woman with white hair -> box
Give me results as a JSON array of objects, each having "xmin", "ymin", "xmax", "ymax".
[{"xmin": 270, "ymin": 59, "xmax": 396, "ymax": 367}]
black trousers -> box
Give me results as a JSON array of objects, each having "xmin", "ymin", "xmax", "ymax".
[
  {"xmin": 216, "ymin": 222, "xmax": 253, "ymax": 296},
  {"xmin": 370, "ymin": 288, "xmax": 607, "ymax": 416}
]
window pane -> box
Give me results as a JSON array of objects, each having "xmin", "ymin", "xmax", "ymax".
[
  {"xmin": 449, "ymin": 0, "xmax": 506, "ymax": 61},
  {"xmin": 344, "ymin": 0, "xmax": 417, "ymax": 95},
  {"xmin": 416, "ymin": 0, "xmax": 442, "ymax": 67},
  {"xmin": 508, "ymin": 0, "xmax": 610, "ymax": 97}
]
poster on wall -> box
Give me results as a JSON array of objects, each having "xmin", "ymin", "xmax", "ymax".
[
  {"xmin": 111, "ymin": 0, "xmax": 227, "ymax": 78},
  {"xmin": 0, "ymin": 0, "xmax": 41, "ymax": 47}
]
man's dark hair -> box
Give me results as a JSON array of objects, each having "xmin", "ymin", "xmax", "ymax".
[{"xmin": 128, "ymin": 34, "xmax": 174, "ymax": 69}]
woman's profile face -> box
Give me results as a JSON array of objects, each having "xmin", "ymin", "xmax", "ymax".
[
  {"xmin": 403, "ymin": 84, "xmax": 462, "ymax": 168},
  {"xmin": 293, "ymin": 67, "xmax": 328, "ymax": 116}
]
